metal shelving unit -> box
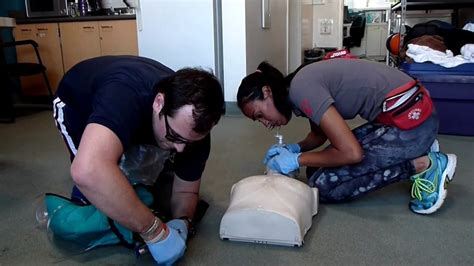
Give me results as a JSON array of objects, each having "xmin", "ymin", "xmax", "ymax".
[{"xmin": 387, "ymin": 0, "xmax": 474, "ymax": 67}]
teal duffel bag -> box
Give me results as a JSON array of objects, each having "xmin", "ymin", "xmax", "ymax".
[{"xmin": 41, "ymin": 186, "xmax": 154, "ymax": 250}]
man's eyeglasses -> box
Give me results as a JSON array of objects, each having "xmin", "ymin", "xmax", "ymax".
[{"xmin": 164, "ymin": 115, "xmax": 193, "ymax": 145}]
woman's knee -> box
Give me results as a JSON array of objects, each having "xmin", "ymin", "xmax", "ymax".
[
  {"xmin": 311, "ymin": 180, "xmax": 353, "ymax": 203},
  {"xmin": 306, "ymin": 166, "xmax": 319, "ymax": 179},
  {"xmin": 317, "ymin": 187, "xmax": 352, "ymax": 203}
]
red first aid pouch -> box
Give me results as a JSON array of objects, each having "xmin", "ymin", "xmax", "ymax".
[
  {"xmin": 323, "ymin": 49, "xmax": 358, "ymax": 60},
  {"xmin": 377, "ymin": 80, "xmax": 433, "ymax": 130}
]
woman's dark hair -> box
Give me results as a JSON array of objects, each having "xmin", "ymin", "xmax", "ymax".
[
  {"xmin": 155, "ymin": 68, "xmax": 225, "ymax": 134},
  {"xmin": 236, "ymin": 61, "xmax": 293, "ymax": 120}
]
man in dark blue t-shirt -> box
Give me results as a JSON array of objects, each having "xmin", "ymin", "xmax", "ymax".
[{"xmin": 52, "ymin": 56, "xmax": 224, "ymax": 264}]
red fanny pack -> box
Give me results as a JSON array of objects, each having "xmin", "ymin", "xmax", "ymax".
[
  {"xmin": 377, "ymin": 80, "xmax": 433, "ymax": 130},
  {"xmin": 323, "ymin": 49, "xmax": 358, "ymax": 60}
]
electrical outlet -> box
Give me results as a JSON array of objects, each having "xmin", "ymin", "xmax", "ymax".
[{"xmin": 319, "ymin": 19, "xmax": 333, "ymax": 35}]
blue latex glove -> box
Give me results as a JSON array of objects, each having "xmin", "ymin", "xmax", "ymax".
[
  {"xmin": 285, "ymin": 143, "xmax": 301, "ymax": 153},
  {"xmin": 266, "ymin": 148, "xmax": 301, "ymax": 174},
  {"xmin": 263, "ymin": 143, "xmax": 300, "ymax": 164},
  {"xmin": 147, "ymin": 226, "xmax": 186, "ymax": 265},
  {"xmin": 167, "ymin": 219, "xmax": 188, "ymax": 241}
]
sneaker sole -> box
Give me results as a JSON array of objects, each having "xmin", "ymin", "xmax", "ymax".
[{"xmin": 413, "ymin": 153, "xmax": 457, "ymax": 215}]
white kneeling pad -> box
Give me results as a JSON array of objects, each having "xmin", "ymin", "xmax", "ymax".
[{"xmin": 219, "ymin": 174, "xmax": 318, "ymax": 247}]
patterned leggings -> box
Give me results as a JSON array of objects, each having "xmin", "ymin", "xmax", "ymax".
[{"xmin": 308, "ymin": 113, "xmax": 439, "ymax": 203}]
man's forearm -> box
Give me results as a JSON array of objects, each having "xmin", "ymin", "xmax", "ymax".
[
  {"xmin": 171, "ymin": 190, "xmax": 199, "ymax": 219},
  {"xmin": 72, "ymin": 123, "xmax": 159, "ymax": 235},
  {"xmin": 170, "ymin": 175, "xmax": 201, "ymax": 220},
  {"xmin": 72, "ymin": 162, "xmax": 156, "ymax": 234}
]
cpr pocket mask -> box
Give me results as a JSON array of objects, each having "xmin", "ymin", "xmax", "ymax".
[
  {"xmin": 119, "ymin": 144, "xmax": 170, "ymax": 186},
  {"xmin": 377, "ymin": 80, "xmax": 433, "ymax": 130},
  {"xmin": 220, "ymin": 174, "xmax": 318, "ymax": 247},
  {"xmin": 35, "ymin": 186, "xmax": 154, "ymax": 254}
]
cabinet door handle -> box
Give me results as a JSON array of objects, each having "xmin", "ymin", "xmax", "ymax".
[
  {"xmin": 82, "ymin": 26, "xmax": 96, "ymax": 32},
  {"xmin": 21, "ymin": 29, "xmax": 32, "ymax": 32},
  {"xmin": 101, "ymin": 25, "xmax": 113, "ymax": 29},
  {"xmin": 37, "ymin": 28, "xmax": 48, "ymax": 31}
]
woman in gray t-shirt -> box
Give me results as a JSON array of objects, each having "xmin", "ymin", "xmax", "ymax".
[{"xmin": 237, "ymin": 59, "xmax": 457, "ymax": 215}]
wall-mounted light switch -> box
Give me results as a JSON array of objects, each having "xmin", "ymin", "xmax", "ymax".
[{"xmin": 319, "ymin": 19, "xmax": 333, "ymax": 35}]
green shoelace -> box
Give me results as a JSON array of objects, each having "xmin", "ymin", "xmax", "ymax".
[{"xmin": 411, "ymin": 172, "xmax": 437, "ymax": 201}]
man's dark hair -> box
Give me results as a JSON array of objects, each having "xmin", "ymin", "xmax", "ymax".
[{"xmin": 155, "ymin": 68, "xmax": 225, "ymax": 134}]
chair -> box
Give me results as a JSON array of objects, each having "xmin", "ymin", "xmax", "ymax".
[
  {"xmin": 343, "ymin": 15, "xmax": 366, "ymax": 50},
  {"xmin": 0, "ymin": 40, "xmax": 53, "ymax": 123}
]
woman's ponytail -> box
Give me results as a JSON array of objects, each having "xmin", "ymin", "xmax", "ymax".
[{"xmin": 237, "ymin": 61, "xmax": 293, "ymax": 120}]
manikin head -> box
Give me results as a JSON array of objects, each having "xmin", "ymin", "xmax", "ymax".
[
  {"xmin": 237, "ymin": 62, "xmax": 293, "ymax": 129},
  {"xmin": 152, "ymin": 68, "xmax": 224, "ymax": 152}
]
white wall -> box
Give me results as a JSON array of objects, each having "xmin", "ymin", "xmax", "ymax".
[
  {"xmin": 404, "ymin": 10, "xmax": 452, "ymax": 27},
  {"xmin": 288, "ymin": 0, "xmax": 313, "ymax": 72},
  {"xmin": 137, "ymin": 0, "xmax": 216, "ymax": 71},
  {"xmin": 347, "ymin": 0, "xmax": 391, "ymax": 9},
  {"xmin": 301, "ymin": 1, "xmax": 314, "ymax": 51},
  {"xmin": 222, "ymin": 1, "xmax": 247, "ymax": 102},
  {"xmin": 138, "ymin": 0, "xmax": 288, "ymax": 103},
  {"xmin": 222, "ymin": 0, "xmax": 288, "ymax": 103},
  {"xmin": 312, "ymin": 0, "xmax": 344, "ymax": 49},
  {"xmin": 288, "ymin": 0, "xmax": 303, "ymax": 73}
]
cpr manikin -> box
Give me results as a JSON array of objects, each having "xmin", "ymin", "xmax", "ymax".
[{"xmin": 220, "ymin": 133, "xmax": 319, "ymax": 247}]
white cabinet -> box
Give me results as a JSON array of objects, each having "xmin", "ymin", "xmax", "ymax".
[
  {"xmin": 349, "ymin": 23, "xmax": 388, "ymax": 59},
  {"xmin": 366, "ymin": 24, "xmax": 388, "ymax": 57}
]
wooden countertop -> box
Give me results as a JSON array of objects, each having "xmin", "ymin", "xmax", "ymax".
[
  {"xmin": 16, "ymin": 15, "xmax": 135, "ymax": 24},
  {"xmin": 0, "ymin": 17, "xmax": 16, "ymax": 27}
]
